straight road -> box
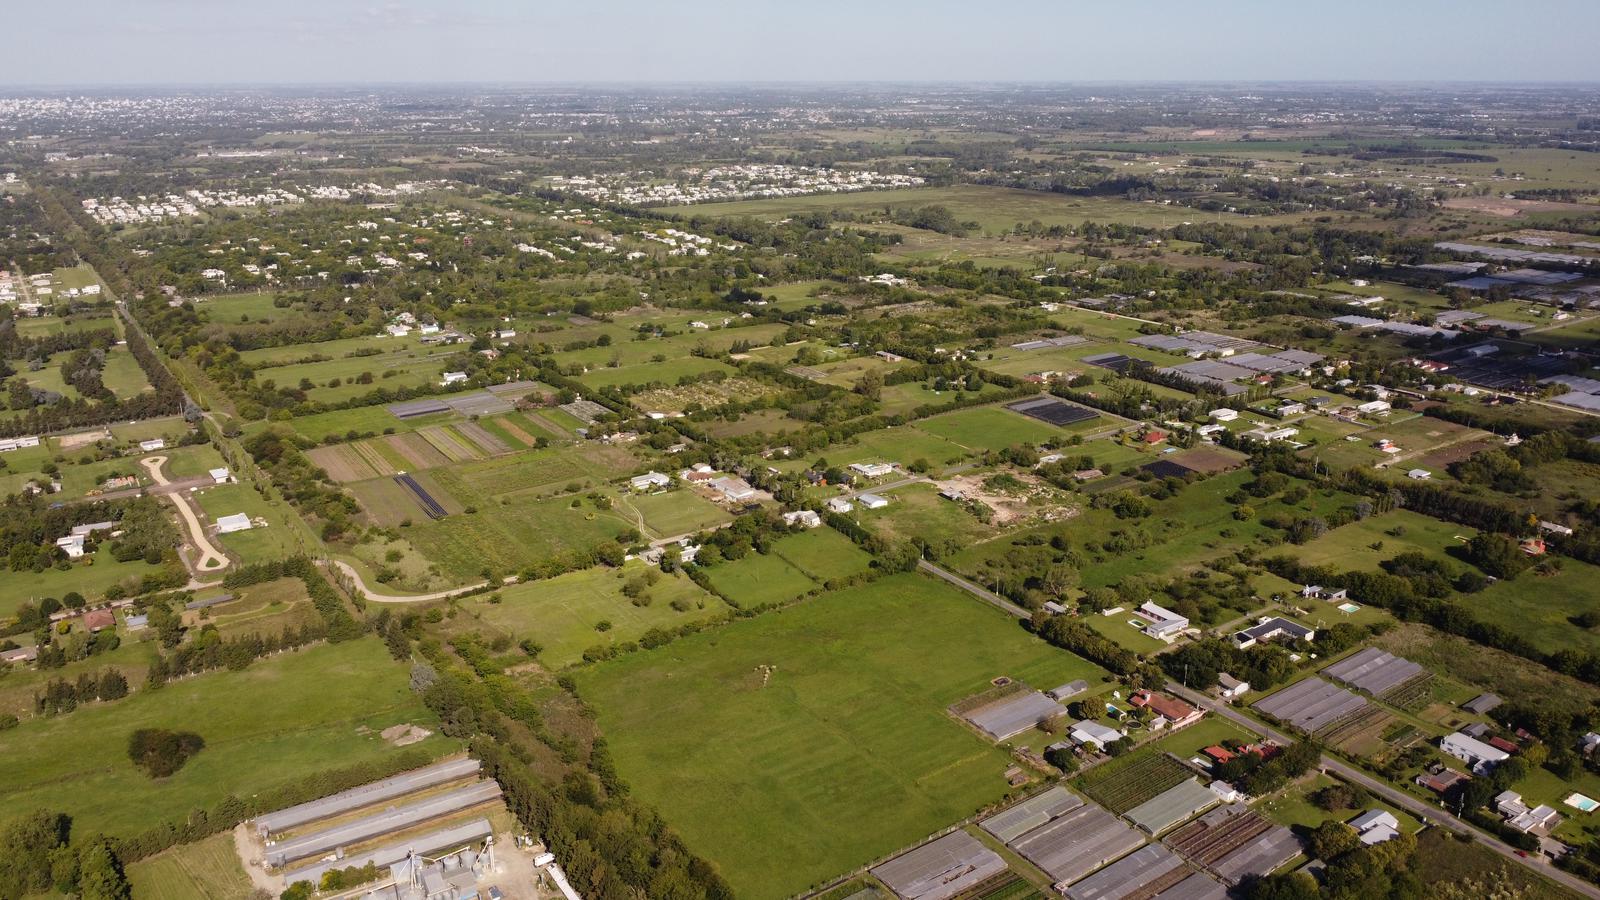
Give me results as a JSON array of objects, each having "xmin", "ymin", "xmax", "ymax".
[
  {"xmin": 1164, "ymin": 682, "xmax": 1600, "ymax": 900},
  {"xmin": 916, "ymin": 558, "xmax": 1031, "ymax": 620}
]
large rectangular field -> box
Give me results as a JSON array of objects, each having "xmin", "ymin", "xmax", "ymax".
[
  {"xmin": 915, "ymin": 405, "xmax": 1064, "ymax": 452},
  {"xmin": 576, "ymin": 573, "xmax": 1105, "ymax": 899},
  {"xmin": 0, "ymin": 639, "xmax": 455, "ymax": 838},
  {"xmin": 460, "ymin": 564, "xmax": 730, "ymax": 669}
]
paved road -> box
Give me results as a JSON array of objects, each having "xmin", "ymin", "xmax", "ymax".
[
  {"xmin": 916, "ymin": 559, "xmax": 1031, "ymax": 620},
  {"xmin": 1163, "ymin": 682, "xmax": 1600, "ymax": 900}
]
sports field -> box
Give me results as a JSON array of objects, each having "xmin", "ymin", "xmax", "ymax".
[
  {"xmin": 0, "ymin": 639, "xmax": 454, "ymax": 838},
  {"xmin": 578, "ymin": 573, "xmax": 1104, "ymax": 899}
]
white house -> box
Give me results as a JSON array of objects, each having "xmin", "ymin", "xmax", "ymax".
[
  {"xmin": 441, "ymin": 371, "xmax": 468, "ymax": 386},
  {"xmin": 209, "ymin": 467, "xmax": 233, "ymax": 485},
  {"xmin": 849, "ymin": 462, "xmax": 895, "ymax": 479},
  {"xmin": 1348, "ymin": 810, "xmax": 1400, "ymax": 845},
  {"xmin": 710, "ymin": 476, "xmax": 757, "ymax": 502},
  {"xmin": 1069, "ymin": 720, "xmax": 1123, "ymax": 751},
  {"xmin": 384, "ymin": 323, "xmax": 412, "ymax": 337},
  {"xmin": 857, "ymin": 493, "xmax": 890, "ymax": 510},
  {"xmin": 629, "ymin": 471, "xmax": 671, "ymax": 492},
  {"xmin": 1209, "ymin": 408, "xmax": 1239, "ymax": 422},
  {"xmin": 782, "ymin": 510, "xmax": 822, "ymax": 529},
  {"xmin": 1136, "ymin": 601, "xmax": 1189, "ymax": 641},
  {"xmin": 216, "ymin": 513, "xmax": 254, "ymax": 534},
  {"xmin": 1356, "ymin": 400, "xmax": 1392, "ymax": 416},
  {"xmin": 1406, "ymin": 469, "xmax": 1431, "ymax": 481},
  {"xmin": 826, "ymin": 497, "xmax": 854, "ymax": 514},
  {"xmin": 138, "ymin": 438, "xmax": 166, "ymax": 453},
  {"xmin": 0, "ymin": 435, "xmax": 40, "ymax": 453},
  {"xmin": 1217, "ymin": 673, "xmax": 1250, "ymax": 700},
  {"xmin": 1441, "ymin": 731, "xmax": 1510, "ymax": 774}
]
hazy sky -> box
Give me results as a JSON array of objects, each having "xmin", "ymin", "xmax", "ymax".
[{"xmin": 4, "ymin": 0, "xmax": 1598, "ymax": 86}]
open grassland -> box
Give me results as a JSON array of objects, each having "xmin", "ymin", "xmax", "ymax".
[
  {"xmin": 456, "ymin": 564, "xmax": 729, "ymax": 669},
  {"xmin": 196, "ymin": 291, "xmax": 291, "ymax": 324},
  {"xmin": 915, "ymin": 405, "xmax": 1063, "ymax": 452},
  {"xmin": 622, "ymin": 489, "xmax": 733, "ymax": 537},
  {"xmin": 287, "ymin": 405, "xmax": 455, "ymax": 442},
  {"xmin": 404, "ymin": 494, "xmax": 637, "ymax": 581},
  {"xmin": 857, "ymin": 482, "xmax": 995, "ymax": 547},
  {"xmin": 1372, "ymin": 623, "xmax": 1600, "ymax": 722},
  {"xmin": 572, "ymin": 355, "xmax": 736, "ymax": 391},
  {"xmin": 1467, "ymin": 560, "xmax": 1600, "ymax": 657},
  {"xmin": 702, "ymin": 551, "xmax": 820, "ymax": 607},
  {"xmin": 770, "ymin": 527, "xmax": 875, "ymax": 583},
  {"xmin": 578, "ymin": 573, "xmax": 1104, "ymax": 899},
  {"xmin": 1, "ymin": 556, "xmax": 169, "ymax": 619},
  {"xmin": 192, "ymin": 482, "xmax": 303, "ymax": 563},
  {"xmin": 1291, "ymin": 509, "xmax": 1474, "ymax": 571},
  {"xmin": 0, "ymin": 639, "xmax": 455, "ymax": 838}
]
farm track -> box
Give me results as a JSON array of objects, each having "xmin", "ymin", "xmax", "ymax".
[
  {"xmin": 351, "ymin": 440, "xmax": 398, "ymax": 476},
  {"xmin": 491, "ymin": 415, "xmax": 536, "ymax": 447}
]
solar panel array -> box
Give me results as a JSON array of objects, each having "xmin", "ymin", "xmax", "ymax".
[{"xmin": 1007, "ymin": 396, "xmax": 1101, "ymax": 426}]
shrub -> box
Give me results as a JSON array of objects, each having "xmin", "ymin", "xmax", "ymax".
[{"xmin": 127, "ymin": 728, "xmax": 205, "ymax": 778}]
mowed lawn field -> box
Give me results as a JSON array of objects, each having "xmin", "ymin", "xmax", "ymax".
[
  {"xmin": 462, "ymin": 564, "xmax": 731, "ymax": 669},
  {"xmin": 577, "ymin": 573, "xmax": 1104, "ymax": 899},
  {"xmin": 0, "ymin": 639, "xmax": 455, "ymax": 838},
  {"xmin": 915, "ymin": 404, "xmax": 1063, "ymax": 452}
]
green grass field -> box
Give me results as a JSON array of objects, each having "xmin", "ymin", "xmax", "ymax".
[
  {"xmin": 459, "ymin": 563, "xmax": 729, "ymax": 668},
  {"xmin": 404, "ymin": 494, "xmax": 637, "ymax": 581},
  {"xmin": 1, "ymin": 556, "xmax": 168, "ymax": 619},
  {"xmin": 1467, "ymin": 560, "xmax": 1600, "ymax": 657},
  {"xmin": 770, "ymin": 528, "xmax": 875, "ymax": 583},
  {"xmin": 915, "ymin": 405, "xmax": 1063, "ymax": 452},
  {"xmin": 0, "ymin": 639, "xmax": 455, "ymax": 839},
  {"xmin": 192, "ymin": 482, "xmax": 303, "ymax": 563},
  {"xmin": 856, "ymin": 482, "xmax": 995, "ymax": 547},
  {"xmin": 577, "ymin": 572, "xmax": 1105, "ymax": 899},
  {"xmin": 623, "ymin": 489, "xmax": 734, "ymax": 537},
  {"xmin": 702, "ymin": 551, "xmax": 820, "ymax": 607},
  {"xmin": 126, "ymin": 832, "xmax": 255, "ymax": 900},
  {"xmin": 572, "ymin": 356, "xmax": 736, "ymax": 391},
  {"xmin": 1292, "ymin": 509, "xmax": 1474, "ymax": 572}
]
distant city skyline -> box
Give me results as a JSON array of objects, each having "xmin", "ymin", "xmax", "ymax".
[{"xmin": 3, "ymin": 0, "xmax": 1599, "ymax": 86}]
